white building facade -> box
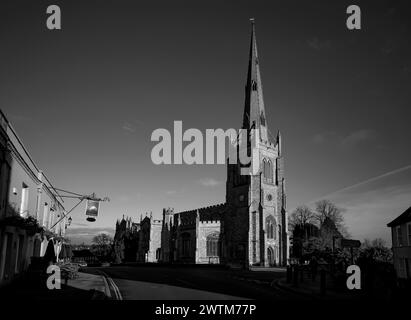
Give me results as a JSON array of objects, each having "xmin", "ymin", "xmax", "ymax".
[{"xmin": 0, "ymin": 110, "xmax": 67, "ymax": 286}]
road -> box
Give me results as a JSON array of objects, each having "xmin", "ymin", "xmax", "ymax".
[{"xmin": 83, "ymin": 265, "xmax": 304, "ymax": 300}]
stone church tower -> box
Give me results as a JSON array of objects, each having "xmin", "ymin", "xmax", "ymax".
[{"xmin": 224, "ymin": 19, "xmax": 289, "ymax": 268}]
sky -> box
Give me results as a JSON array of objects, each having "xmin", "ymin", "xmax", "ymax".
[{"xmin": 1, "ymin": 0, "xmax": 410, "ymax": 244}]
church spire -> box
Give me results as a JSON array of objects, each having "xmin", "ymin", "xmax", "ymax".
[{"xmin": 242, "ymin": 18, "xmax": 268, "ymax": 142}]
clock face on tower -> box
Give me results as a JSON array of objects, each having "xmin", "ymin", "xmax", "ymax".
[{"xmin": 266, "ymin": 194, "xmax": 273, "ymax": 201}]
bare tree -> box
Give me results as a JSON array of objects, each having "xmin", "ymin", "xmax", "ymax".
[
  {"xmin": 290, "ymin": 205, "xmax": 315, "ymax": 228},
  {"xmin": 314, "ymin": 199, "xmax": 348, "ymax": 236},
  {"xmin": 92, "ymin": 233, "xmax": 112, "ymax": 247},
  {"xmin": 91, "ymin": 233, "xmax": 113, "ymax": 260}
]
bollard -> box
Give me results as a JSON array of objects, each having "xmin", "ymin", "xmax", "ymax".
[
  {"xmin": 286, "ymin": 266, "xmax": 292, "ymax": 283},
  {"xmin": 320, "ymin": 270, "xmax": 326, "ymax": 296}
]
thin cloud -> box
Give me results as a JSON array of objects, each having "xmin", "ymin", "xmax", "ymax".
[
  {"xmin": 198, "ymin": 178, "xmax": 222, "ymax": 187},
  {"xmin": 316, "ymin": 164, "xmax": 411, "ymax": 199},
  {"xmin": 306, "ymin": 37, "xmax": 331, "ymax": 51},
  {"xmin": 341, "ymin": 129, "xmax": 377, "ymax": 146},
  {"xmin": 122, "ymin": 122, "xmax": 136, "ymax": 133},
  {"xmin": 333, "ymin": 183, "xmax": 411, "ymax": 245},
  {"xmin": 302, "ymin": 165, "xmax": 411, "ymax": 245},
  {"xmin": 312, "ymin": 131, "xmax": 338, "ymax": 144},
  {"xmin": 311, "ymin": 129, "xmax": 377, "ymax": 147}
]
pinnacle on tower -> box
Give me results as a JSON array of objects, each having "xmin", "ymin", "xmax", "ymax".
[{"xmin": 276, "ymin": 130, "xmax": 282, "ymax": 155}]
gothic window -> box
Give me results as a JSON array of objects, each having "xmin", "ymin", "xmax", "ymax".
[
  {"xmin": 267, "ymin": 160, "xmax": 273, "ymax": 183},
  {"xmin": 262, "ymin": 159, "xmax": 267, "ymax": 179},
  {"xmin": 275, "ymin": 160, "xmax": 279, "ymax": 185},
  {"xmin": 181, "ymin": 233, "xmax": 190, "ymax": 257},
  {"xmin": 206, "ymin": 233, "xmax": 220, "ymax": 257},
  {"xmin": 262, "ymin": 159, "xmax": 273, "ymax": 183},
  {"xmin": 260, "ymin": 112, "xmax": 266, "ymax": 126},
  {"xmin": 266, "ymin": 216, "xmax": 276, "ymax": 240}
]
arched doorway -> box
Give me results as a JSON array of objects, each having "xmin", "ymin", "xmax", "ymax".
[{"xmin": 267, "ymin": 247, "xmax": 275, "ymax": 267}]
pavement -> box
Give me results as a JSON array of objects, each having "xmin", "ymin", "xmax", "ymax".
[{"xmin": 273, "ymin": 274, "xmax": 367, "ymax": 300}]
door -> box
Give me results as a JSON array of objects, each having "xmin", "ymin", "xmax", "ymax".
[{"xmin": 267, "ymin": 247, "xmax": 275, "ymax": 267}]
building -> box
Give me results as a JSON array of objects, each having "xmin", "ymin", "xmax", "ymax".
[
  {"xmin": 387, "ymin": 206, "xmax": 411, "ymax": 283},
  {"xmin": 0, "ymin": 109, "xmax": 67, "ymax": 286},
  {"xmin": 223, "ymin": 19, "xmax": 288, "ymax": 268},
  {"xmin": 166, "ymin": 20, "xmax": 289, "ymax": 267},
  {"xmin": 319, "ymin": 217, "xmax": 343, "ymax": 250},
  {"xmin": 138, "ymin": 214, "xmax": 162, "ymax": 263},
  {"xmin": 116, "ymin": 21, "xmax": 289, "ymax": 268},
  {"xmin": 113, "ymin": 215, "xmax": 140, "ymax": 263},
  {"xmin": 160, "ymin": 205, "xmax": 224, "ymax": 264}
]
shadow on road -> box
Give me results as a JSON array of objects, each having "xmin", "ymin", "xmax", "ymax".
[{"xmin": 83, "ymin": 264, "xmax": 297, "ymax": 300}]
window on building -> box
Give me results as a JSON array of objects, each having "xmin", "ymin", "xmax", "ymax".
[
  {"xmin": 251, "ymin": 80, "xmax": 257, "ymax": 91},
  {"xmin": 398, "ymin": 258, "xmax": 406, "ymax": 278},
  {"xmin": 266, "ymin": 216, "xmax": 276, "ymax": 239},
  {"xmin": 0, "ymin": 159, "xmax": 11, "ymax": 217},
  {"xmin": 262, "ymin": 159, "xmax": 273, "ymax": 183},
  {"xmin": 408, "ymin": 223, "xmax": 411, "ymax": 246},
  {"xmin": 206, "ymin": 233, "xmax": 220, "ymax": 257},
  {"xmin": 397, "ymin": 226, "xmax": 403, "ymax": 246},
  {"xmin": 181, "ymin": 233, "xmax": 190, "ymax": 257},
  {"xmin": 267, "ymin": 160, "xmax": 273, "ymax": 183},
  {"xmin": 20, "ymin": 183, "xmax": 29, "ymax": 216},
  {"xmin": 264, "ymin": 160, "xmax": 268, "ymax": 180},
  {"xmin": 260, "ymin": 112, "xmax": 266, "ymax": 126},
  {"xmin": 48, "ymin": 208, "xmax": 54, "ymax": 230},
  {"xmin": 42, "ymin": 203, "xmax": 49, "ymax": 227}
]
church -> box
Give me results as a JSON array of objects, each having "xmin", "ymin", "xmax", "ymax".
[{"xmin": 116, "ymin": 20, "xmax": 289, "ymax": 268}]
